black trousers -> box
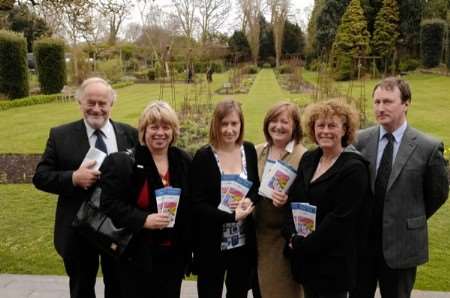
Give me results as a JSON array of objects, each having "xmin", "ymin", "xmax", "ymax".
[
  {"xmin": 63, "ymin": 241, "xmax": 120, "ymax": 298},
  {"xmin": 350, "ymin": 253, "xmax": 417, "ymax": 298},
  {"xmin": 115, "ymin": 252, "xmax": 184, "ymax": 298},
  {"xmin": 197, "ymin": 246, "xmax": 253, "ymax": 298},
  {"xmin": 304, "ymin": 286, "xmax": 348, "ymax": 298}
]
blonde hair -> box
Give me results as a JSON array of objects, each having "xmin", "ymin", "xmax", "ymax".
[
  {"xmin": 209, "ymin": 98, "xmax": 244, "ymax": 148},
  {"xmin": 138, "ymin": 101, "xmax": 180, "ymax": 145},
  {"xmin": 302, "ymin": 99, "xmax": 359, "ymax": 146},
  {"xmin": 263, "ymin": 101, "xmax": 303, "ymax": 145}
]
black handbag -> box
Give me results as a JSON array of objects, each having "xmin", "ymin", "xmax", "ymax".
[
  {"xmin": 72, "ymin": 186, "xmax": 133, "ymax": 257},
  {"xmin": 72, "ymin": 149, "xmax": 135, "ymax": 257}
]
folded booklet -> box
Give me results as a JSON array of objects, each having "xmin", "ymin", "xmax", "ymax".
[
  {"xmin": 155, "ymin": 187, "xmax": 181, "ymax": 228},
  {"xmin": 259, "ymin": 160, "xmax": 297, "ymax": 199},
  {"xmin": 291, "ymin": 202, "xmax": 317, "ymax": 237},
  {"xmin": 82, "ymin": 147, "xmax": 107, "ymax": 171},
  {"xmin": 218, "ymin": 175, "xmax": 253, "ymax": 214}
]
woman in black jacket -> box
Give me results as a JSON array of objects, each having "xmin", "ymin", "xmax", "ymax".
[
  {"xmin": 284, "ymin": 99, "xmax": 371, "ymax": 298},
  {"xmin": 100, "ymin": 101, "xmax": 191, "ymax": 298},
  {"xmin": 191, "ymin": 99, "xmax": 259, "ymax": 298}
]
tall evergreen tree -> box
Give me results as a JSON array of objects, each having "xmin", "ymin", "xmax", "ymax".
[
  {"xmin": 332, "ymin": 0, "xmax": 370, "ymax": 80},
  {"xmin": 283, "ymin": 21, "xmax": 305, "ymax": 56},
  {"xmin": 371, "ymin": 0, "xmax": 400, "ymax": 72},
  {"xmin": 398, "ymin": 0, "xmax": 425, "ymax": 57},
  {"xmin": 314, "ymin": 0, "xmax": 350, "ymax": 57}
]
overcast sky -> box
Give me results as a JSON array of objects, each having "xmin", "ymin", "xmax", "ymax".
[{"xmin": 126, "ymin": 0, "xmax": 314, "ymax": 35}]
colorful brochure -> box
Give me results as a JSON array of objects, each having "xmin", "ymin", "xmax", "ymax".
[
  {"xmin": 82, "ymin": 147, "xmax": 107, "ymax": 171},
  {"xmin": 259, "ymin": 160, "xmax": 297, "ymax": 199},
  {"xmin": 291, "ymin": 202, "xmax": 317, "ymax": 237},
  {"xmin": 218, "ymin": 175, "xmax": 253, "ymax": 214},
  {"xmin": 154, "ymin": 187, "xmax": 181, "ymax": 228}
]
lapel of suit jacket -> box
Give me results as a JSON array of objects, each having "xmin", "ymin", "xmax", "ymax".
[
  {"xmin": 111, "ymin": 120, "xmax": 127, "ymax": 151},
  {"xmin": 75, "ymin": 119, "xmax": 91, "ymax": 161},
  {"xmin": 364, "ymin": 127, "xmax": 380, "ymax": 193},
  {"xmin": 387, "ymin": 125, "xmax": 417, "ymax": 191}
]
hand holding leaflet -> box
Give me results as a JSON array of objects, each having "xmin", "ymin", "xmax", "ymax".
[
  {"xmin": 291, "ymin": 202, "xmax": 316, "ymax": 237},
  {"xmin": 154, "ymin": 187, "xmax": 181, "ymax": 228},
  {"xmin": 218, "ymin": 175, "xmax": 253, "ymax": 214},
  {"xmin": 259, "ymin": 160, "xmax": 297, "ymax": 199},
  {"xmin": 82, "ymin": 147, "xmax": 107, "ymax": 171}
]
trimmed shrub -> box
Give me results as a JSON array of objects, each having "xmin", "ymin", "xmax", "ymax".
[
  {"xmin": 420, "ymin": 19, "xmax": 447, "ymax": 68},
  {"xmin": 0, "ymin": 93, "xmax": 61, "ymax": 111},
  {"xmin": 147, "ymin": 68, "xmax": 156, "ymax": 80},
  {"xmin": 34, "ymin": 38, "xmax": 66, "ymax": 94},
  {"xmin": 0, "ymin": 30, "xmax": 29, "ymax": 99},
  {"xmin": 278, "ymin": 64, "xmax": 293, "ymax": 74},
  {"xmin": 111, "ymin": 81, "xmax": 134, "ymax": 89},
  {"xmin": 97, "ymin": 58, "xmax": 123, "ymax": 83},
  {"xmin": 241, "ymin": 64, "xmax": 259, "ymax": 74},
  {"xmin": 448, "ymin": 31, "xmax": 450, "ymax": 70},
  {"xmin": 399, "ymin": 58, "xmax": 420, "ymax": 72}
]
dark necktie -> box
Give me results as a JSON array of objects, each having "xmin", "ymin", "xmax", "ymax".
[
  {"xmin": 94, "ymin": 130, "xmax": 108, "ymax": 154},
  {"xmin": 375, "ymin": 133, "xmax": 395, "ymax": 201}
]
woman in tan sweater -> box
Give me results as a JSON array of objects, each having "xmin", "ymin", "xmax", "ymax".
[{"xmin": 255, "ymin": 102, "xmax": 306, "ymax": 298}]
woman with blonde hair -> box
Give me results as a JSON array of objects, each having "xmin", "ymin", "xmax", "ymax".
[
  {"xmin": 100, "ymin": 101, "xmax": 192, "ymax": 298},
  {"xmin": 191, "ymin": 98, "xmax": 259, "ymax": 298},
  {"xmin": 284, "ymin": 99, "xmax": 370, "ymax": 298},
  {"xmin": 255, "ymin": 101, "xmax": 307, "ymax": 298}
]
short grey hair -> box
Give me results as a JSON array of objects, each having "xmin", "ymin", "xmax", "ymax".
[{"xmin": 75, "ymin": 77, "xmax": 117, "ymax": 104}]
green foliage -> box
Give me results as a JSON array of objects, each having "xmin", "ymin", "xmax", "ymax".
[
  {"xmin": 315, "ymin": 0, "xmax": 351, "ymax": 56},
  {"xmin": 423, "ymin": 0, "xmax": 448, "ymax": 19},
  {"xmin": 420, "ymin": 19, "xmax": 447, "ymax": 68},
  {"xmin": 34, "ymin": 38, "xmax": 66, "ymax": 94},
  {"xmin": 278, "ymin": 64, "xmax": 293, "ymax": 74},
  {"xmin": 0, "ymin": 30, "xmax": 29, "ymax": 99},
  {"xmin": 6, "ymin": 4, "xmax": 52, "ymax": 52},
  {"xmin": 97, "ymin": 58, "xmax": 123, "ymax": 83},
  {"xmin": 176, "ymin": 117, "xmax": 209, "ymax": 155},
  {"xmin": 242, "ymin": 64, "xmax": 259, "ymax": 74},
  {"xmin": 371, "ymin": 0, "xmax": 400, "ymax": 72},
  {"xmin": 147, "ymin": 68, "xmax": 156, "ymax": 81},
  {"xmin": 399, "ymin": 57, "xmax": 420, "ymax": 71},
  {"xmin": 259, "ymin": 16, "xmax": 275, "ymax": 62},
  {"xmin": 228, "ymin": 30, "xmax": 251, "ymax": 59},
  {"xmin": 282, "ymin": 21, "xmax": 306, "ymax": 56},
  {"xmin": 0, "ymin": 94, "xmax": 61, "ymax": 111},
  {"xmin": 331, "ymin": 0, "xmax": 371, "ymax": 80},
  {"xmin": 448, "ymin": 31, "xmax": 450, "ymax": 69},
  {"xmin": 111, "ymin": 81, "xmax": 134, "ymax": 89},
  {"xmin": 398, "ymin": 0, "xmax": 425, "ymax": 57}
]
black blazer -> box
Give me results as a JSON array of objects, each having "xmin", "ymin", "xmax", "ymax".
[
  {"xmin": 100, "ymin": 145, "xmax": 192, "ymax": 274},
  {"xmin": 284, "ymin": 147, "xmax": 370, "ymax": 293},
  {"xmin": 190, "ymin": 141, "xmax": 260, "ymax": 263},
  {"xmin": 33, "ymin": 119, "xmax": 138, "ymax": 258}
]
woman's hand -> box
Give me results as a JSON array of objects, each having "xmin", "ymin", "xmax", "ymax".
[
  {"xmin": 143, "ymin": 213, "xmax": 170, "ymax": 230},
  {"xmin": 234, "ymin": 198, "xmax": 254, "ymax": 221},
  {"xmin": 272, "ymin": 190, "xmax": 288, "ymax": 207},
  {"xmin": 228, "ymin": 199, "xmax": 239, "ymax": 210}
]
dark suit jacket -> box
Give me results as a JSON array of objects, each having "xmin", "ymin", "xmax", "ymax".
[
  {"xmin": 33, "ymin": 119, "xmax": 138, "ymax": 258},
  {"xmin": 284, "ymin": 147, "xmax": 370, "ymax": 293},
  {"xmin": 99, "ymin": 145, "xmax": 192, "ymax": 275},
  {"xmin": 355, "ymin": 125, "xmax": 449, "ymax": 268},
  {"xmin": 190, "ymin": 141, "xmax": 260, "ymax": 265}
]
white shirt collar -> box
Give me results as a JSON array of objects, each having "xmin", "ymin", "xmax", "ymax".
[
  {"xmin": 83, "ymin": 119, "xmax": 113, "ymax": 139},
  {"xmin": 379, "ymin": 121, "xmax": 407, "ymax": 143},
  {"xmin": 263, "ymin": 140, "xmax": 295, "ymax": 153}
]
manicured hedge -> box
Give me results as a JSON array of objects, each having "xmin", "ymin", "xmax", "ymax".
[
  {"xmin": 0, "ymin": 30, "xmax": 29, "ymax": 99},
  {"xmin": 34, "ymin": 38, "xmax": 66, "ymax": 94},
  {"xmin": 420, "ymin": 19, "xmax": 447, "ymax": 68},
  {"xmin": 0, "ymin": 94, "xmax": 61, "ymax": 111}
]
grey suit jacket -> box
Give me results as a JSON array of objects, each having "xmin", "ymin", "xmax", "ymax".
[{"xmin": 354, "ymin": 125, "xmax": 448, "ymax": 269}]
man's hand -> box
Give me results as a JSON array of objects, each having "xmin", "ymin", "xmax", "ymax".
[
  {"xmin": 143, "ymin": 213, "xmax": 170, "ymax": 230},
  {"xmin": 72, "ymin": 160, "xmax": 100, "ymax": 189},
  {"xmin": 272, "ymin": 190, "xmax": 288, "ymax": 208}
]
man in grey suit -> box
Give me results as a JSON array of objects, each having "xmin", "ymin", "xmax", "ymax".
[
  {"xmin": 33, "ymin": 77, "xmax": 138, "ymax": 298},
  {"xmin": 352, "ymin": 77, "xmax": 448, "ymax": 298}
]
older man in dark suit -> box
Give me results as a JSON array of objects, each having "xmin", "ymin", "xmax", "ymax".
[
  {"xmin": 352, "ymin": 77, "xmax": 449, "ymax": 298},
  {"xmin": 33, "ymin": 77, "xmax": 138, "ymax": 298}
]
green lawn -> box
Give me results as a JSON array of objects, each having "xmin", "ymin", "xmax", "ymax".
[{"xmin": 0, "ymin": 69, "xmax": 449, "ymax": 290}]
